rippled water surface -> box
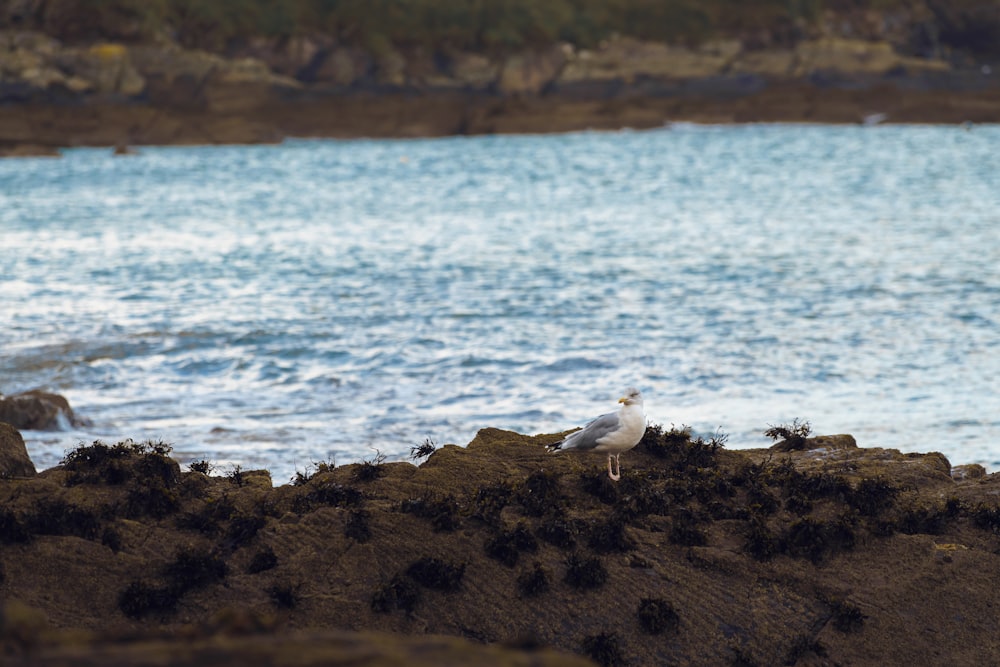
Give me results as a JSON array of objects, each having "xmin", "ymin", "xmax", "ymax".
[{"xmin": 2, "ymin": 124, "xmax": 999, "ymax": 482}]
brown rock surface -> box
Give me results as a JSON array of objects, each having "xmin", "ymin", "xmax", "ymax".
[
  {"xmin": 1, "ymin": 428, "xmax": 999, "ymax": 665},
  {"xmin": 0, "ymin": 390, "xmax": 83, "ymax": 431},
  {"xmin": 0, "ymin": 422, "xmax": 36, "ymax": 478}
]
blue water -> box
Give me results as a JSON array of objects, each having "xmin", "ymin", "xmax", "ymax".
[{"xmin": 2, "ymin": 124, "xmax": 999, "ymax": 483}]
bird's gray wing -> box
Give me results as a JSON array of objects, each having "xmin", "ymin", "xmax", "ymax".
[{"xmin": 556, "ymin": 411, "xmax": 622, "ymax": 451}]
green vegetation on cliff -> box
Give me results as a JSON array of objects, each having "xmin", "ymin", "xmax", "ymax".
[{"xmin": 3, "ymin": 0, "xmax": 1000, "ymax": 57}]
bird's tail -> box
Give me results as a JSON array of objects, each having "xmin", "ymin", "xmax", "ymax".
[{"xmin": 546, "ymin": 440, "xmax": 564, "ymax": 453}]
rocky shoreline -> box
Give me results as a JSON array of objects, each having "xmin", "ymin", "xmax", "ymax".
[
  {"xmin": 3, "ymin": 30, "xmax": 998, "ymax": 155},
  {"xmin": 2, "ymin": 416, "xmax": 999, "ymax": 665}
]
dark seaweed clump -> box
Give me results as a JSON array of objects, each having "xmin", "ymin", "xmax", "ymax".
[
  {"xmin": 0, "ymin": 499, "xmax": 104, "ymax": 544},
  {"xmin": 176, "ymin": 496, "xmax": 237, "ymax": 536},
  {"xmin": 353, "ymin": 450, "xmax": 387, "ymax": 482},
  {"xmin": 581, "ymin": 631, "xmax": 626, "ymax": 667},
  {"xmin": 517, "ymin": 562, "xmax": 550, "ymax": 597},
  {"xmin": 226, "ymin": 465, "xmax": 247, "ymax": 487},
  {"xmin": 638, "ymin": 424, "xmax": 724, "ymax": 471},
  {"xmin": 409, "ymin": 438, "xmax": 437, "ymax": 461},
  {"xmin": 517, "ymin": 469, "xmax": 562, "ymax": 517},
  {"xmin": 764, "ymin": 419, "xmax": 812, "ymax": 451},
  {"xmin": 0, "ymin": 509, "xmax": 31, "ymax": 544},
  {"xmin": 535, "ymin": 511, "xmax": 579, "ymax": 550},
  {"xmin": 849, "ymin": 477, "xmax": 899, "ymax": 517},
  {"xmin": 564, "ymin": 552, "xmax": 608, "ymax": 590},
  {"xmin": 371, "ymin": 574, "xmax": 421, "ymax": 614},
  {"xmin": 484, "ymin": 523, "xmax": 538, "ymax": 566},
  {"xmin": 472, "ymin": 481, "xmax": 514, "ymax": 526},
  {"xmin": 740, "ymin": 472, "xmax": 780, "ymax": 516},
  {"xmin": 971, "ymin": 503, "xmax": 1000, "ymax": 534},
  {"xmin": 579, "ymin": 469, "xmax": 620, "ymax": 505},
  {"xmin": 25, "ymin": 498, "xmax": 102, "ymax": 540},
  {"xmin": 60, "ymin": 439, "xmax": 181, "ymax": 519},
  {"xmin": 405, "ymin": 556, "xmax": 466, "ymax": 592},
  {"xmin": 246, "ymin": 546, "xmax": 278, "ymax": 574},
  {"xmin": 783, "ymin": 516, "xmax": 857, "ymax": 564},
  {"xmin": 291, "ymin": 480, "xmax": 363, "ymax": 514},
  {"xmin": 124, "ymin": 483, "xmax": 180, "ymax": 519},
  {"xmin": 401, "ymin": 493, "xmax": 461, "ymax": 532},
  {"xmin": 222, "ymin": 513, "xmax": 266, "ymax": 550},
  {"xmin": 371, "ymin": 556, "xmax": 465, "ymax": 614},
  {"xmin": 897, "ymin": 498, "xmax": 962, "ymax": 536},
  {"xmin": 118, "ymin": 581, "xmax": 180, "ymax": 619},
  {"xmin": 62, "ymin": 439, "xmax": 175, "ymax": 486},
  {"xmin": 101, "ymin": 526, "xmax": 123, "ymax": 552},
  {"xmin": 161, "ymin": 547, "xmax": 228, "ymax": 594},
  {"xmin": 118, "ymin": 547, "xmax": 228, "ymax": 619},
  {"xmin": 669, "ymin": 508, "xmax": 708, "ymax": 547},
  {"xmin": 615, "ymin": 475, "xmax": 672, "ymax": 519},
  {"xmin": 268, "ymin": 582, "xmax": 300, "ymax": 609},
  {"xmin": 743, "ymin": 515, "xmax": 779, "ymax": 562},
  {"xmin": 830, "ymin": 599, "xmax": 866, "ymax": 633},
  {"xmin": 784, "ymin": 635, "xmax": 828, "ymax": 664},
  {"xmin": 587, "ymin": 514, "xmax": 635, "ymax": 553},
  {"xmin": 344, "ymin": 509, "xmax": 372, "ymax": 542},
  {"xmin": 188, "ymin": 459, "xmax": 214, "ymax": 475},
  {"xmin": 290, "ymin": 458, "xmax": 336, "ymax": 486},
  {"xmin": 637, "ymin": 598, "xmax": 680, "ymax": 635}
]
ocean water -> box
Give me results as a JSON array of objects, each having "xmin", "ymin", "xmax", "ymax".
[{"xmin": 2, "ymin": 124, "xmax": 998, "ymax": 483}]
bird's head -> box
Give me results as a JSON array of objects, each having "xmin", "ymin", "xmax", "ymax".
[{"xmin": 618, "ymin": 387, "xmax": 643, "ymax": 406}]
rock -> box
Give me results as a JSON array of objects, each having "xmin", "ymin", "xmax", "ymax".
[
  {"xmin": 755, "ymin": 441, "xmax": 955, "ymax": 492},
  {"xmin": 0, "ymin": 144, "xmax": 60, "ymax": 157},
  {"xmin": 0, "ymin": 390, "xmax": 82, "ymax": 430},
  {"xmin": 558, "ymin": 36, "xmax": 736, "ymax": 85},
  {"xmin": 497, "ymin": 45, "xmax": 568, "ymax": 95},
  {"xmin": 0, "ymin": 599, "xmax": 50, "ymax": 649},
  {"xmin": 240, "ymin": 469, "xmax": 273, "ymax": 490},
  {"xmin": 1, "ymin": 30, "xmax": 61, "ymax": 56},
  {"xmin": 54, "ymin": 43, "xmax": 146, "ymax": 97},
  {"xmin": 129, "ymin": 46, "xmax": 301, "ymax": 112},
  {"xmin": 0, "ymin": 422, "xmax": 36, "ymax": 477},
  {"xmin": 2, "ymin": 430, "xmax": 1000, "ymax": 665},
  {"xmin": 793, "ymin": 37, "xmax": 949, "ymax": 77},
  {"xmin": 235, "ymin": 35, "xmax": 333, "ymax": 79},
  {"xmin": 447, "ymin": 52, "xmax": 499, "ymax": 89},
  {"xmin": 0, "ymin": 32, "xmax": 147, "ymax": 101},
  {"xmin": 0, "ymin": 31, "xmax": 72, "ymax": 101},
  {"xmin": 311, "ymin": 47, "xmax": 373, "ymax": 86},
  {"xmin": 204, "ymin": 57, "xmax": 301, "ymax": 113},
  {"xmin": 730, "ymin": 38, "xmax": 951, "ymax": 80},
  {"xmin": 372, "ymin": 47, "xmax": 407, "ymax": 87},
  {"xmin": 951, "ymin": 463, "xmax": 986, "ymax": 481},
  {"xmin": 17, "ymin": 629, "xmax": 594, "ymax": 666},
  {"xmin": 388, "ymin": 48, "xmax": 430, "ymax": 87},
  {"xmin": 794, "ymin": 433, "xmax": 858, "ymax": 451},
  {"xmin": 729, "ymin": 49, "xmax": 797, "ymax": 77}
]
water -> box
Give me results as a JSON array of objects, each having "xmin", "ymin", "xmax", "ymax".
[{"xmin": 2, "ymin": 124, "xmax": 999, "ymax": 483}]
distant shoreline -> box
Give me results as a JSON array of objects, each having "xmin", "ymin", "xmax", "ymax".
[
  {"xmin": 5, "ymin": 26, "xmax": 1000, "ymax": 156},
  {"xmin": 3, "ymin": 82, "xmax": 998, "ymax": 157}
]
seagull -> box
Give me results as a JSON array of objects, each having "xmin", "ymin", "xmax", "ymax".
[{"xmin": 547, "ymin": 388, "xmax": 646, "ymax": 481}]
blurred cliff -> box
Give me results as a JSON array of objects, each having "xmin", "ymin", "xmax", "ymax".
[{"xmin": 2, "ymin": 0, "xmax": 999, "ymax": 151}]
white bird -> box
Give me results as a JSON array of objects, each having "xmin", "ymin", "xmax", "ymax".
[{"xmin": 547, "ymin": 388, "xmax": 646, "ymax": 481}]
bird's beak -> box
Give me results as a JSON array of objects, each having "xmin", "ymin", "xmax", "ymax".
[{"xmin": 618, "ymin": 397, "xmax": 628, "ymax": 404}]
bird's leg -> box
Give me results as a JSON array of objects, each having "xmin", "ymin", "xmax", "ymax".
[
  {"xmin": 607, "ymin": 454, "xmax": 620, "ymax": 482},
  {"xmin": 614, "ymin": 454, "xmax": 622, "ymax": 478}
]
